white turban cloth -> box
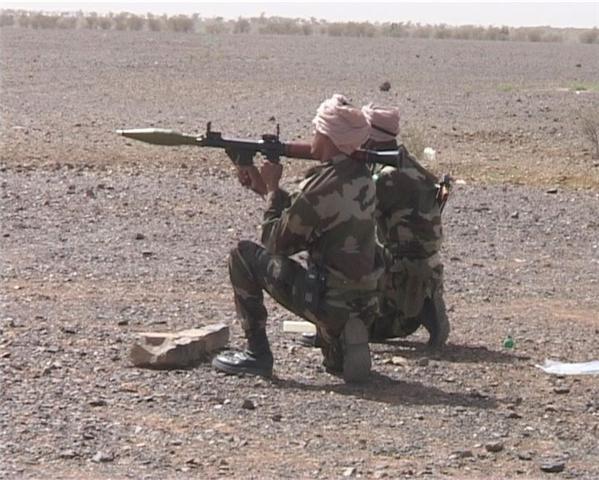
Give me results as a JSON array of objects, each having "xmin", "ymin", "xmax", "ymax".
[
  {"xmin": 361, "ymin": 103, "xmax": 400, "ymax": 142},
  {"xmin": 312, "ymin": 94, "xmax": 370, "ymax": 155}
]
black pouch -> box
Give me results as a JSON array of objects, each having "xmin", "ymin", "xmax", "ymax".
[{"xmin": 294, "ymin": 263, "xmax": 326, "ymax": 313}]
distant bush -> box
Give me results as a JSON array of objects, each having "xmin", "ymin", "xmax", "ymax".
[
  {"xmin": 579, "ymin": 28, "xmax": 599, "ymax": 44},
  {"xmin": 30, "ymin": 13, "xmax": 60, "ymax": 29},
  {"xmin": 166, "ymin": 14, "xmax": 194, "ymax": 33},
  {"xmin": 233, "ymin": 17, "xmax": 250, "ymax": 34},
  {"xmin": 203, "ymin": 18, "xmax": 228, "ymax": 34},
  {"xmin": 327, "ymin": 21, "xmax": 376, "ymax": 37},
  {"xmin": 258, "ymin": 17, "xmax": 307, "ymax": 35},
  {"xmin": 0, "ymin": 11, "xmax": 14, "ymax": 26},
  {"xmin": 0, "ymin": 9, "xmax": 594, "ymax": 44}
]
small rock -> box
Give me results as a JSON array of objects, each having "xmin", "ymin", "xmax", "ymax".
[
  {"xmin": 59, "ymin": 449, "xmax": 77, "ymax": 459},
  {"xmin": 546, "ymin": 188, "xmax": 558, "ymax": 194},
  {"xmin": 89, "ymin": 399, "xmax": 107, "ymax": 407},
  {"xmin": 510, "ymin": 211, "xmax": 519, "ymax": 219},
  {"xmin": 343, "ymin": 467, "xmax": 357, "ymax": 477},
  {"xmin": 379, "ymin": 81, "xmax": 391, "ymax": 92},
  {"xmin": 485, "ymin": 441, "xmax": 504, "ymax": 453},
  {"xmin": 373, "ymin": 471, "xmax": 388, "ymax": 479},
  {"xmin": 92, "ymin": 451, "xmax": 114, "ymax": 463},
  {"xmin": 241, "ymin": 399, "xmax": 255, "ymax": 410},
  {"xmin": 130, "ymin": 324, "xmax": 229, "ymax": 369},
  {"xmin": 540, "ymin": 460, "xmax": 565, "ymax": 473},
  {"xmin": 505, "ymin": 411, "xmax": 522, "ymax": 419},
  {"xmin": 391, "ymin": 356, "xmax": 408, "ymax": 366},
  {"xmin": 453, "ymin": 449, "xmax": 474, "ymax": 459},
  {"xmin": 271, "ymin": 414, "xmax": 283, "ymax": 422},
  {"xmin": 61, "ymin": 325, "xmax": 77, "ymax": 334},
  {"xmin": 518, "ymin": 451, "xmax": 533, "ymax": 461},
  {"xmin": 417, "ymin": 358, "xmax": 429, "ymax": 367},
  {"xmin": 135, "ymin": 233, "xmax": 145, "ymax": 240},
  {"xmin": 553, "ymin": 386, "xmax": 570, "ymax": 394}
]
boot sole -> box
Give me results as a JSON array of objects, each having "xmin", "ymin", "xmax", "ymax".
[
  {"xmin": 341, "ymin": 317, "xmax": 371, "ymax": 383},
  {"xmin": 211, "ymin": 356, "xmax": 273, "ymax": 378}
]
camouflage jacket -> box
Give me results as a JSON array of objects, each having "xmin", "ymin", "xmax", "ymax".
[
  {"xmin": 261, "ymin": 154, "xmax": 380, "ymax": 291},
  {"xmin": 374, "ymin": 151, "xmax": 443, "ymax": 259}
]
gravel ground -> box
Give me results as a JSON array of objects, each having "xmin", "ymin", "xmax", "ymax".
[{"xmin": 1, "ymin": 28, "xmax": 598, "ymax": 479}]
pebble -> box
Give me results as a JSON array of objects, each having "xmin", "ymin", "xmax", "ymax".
[
  {"xmin": 553, "ymin": 386, "xmax": 570, "ymax": 394},
  {"xmin": 241, "ymin": 399, "xmax": 255, "ymax": 410},
  {"xmin": 343, "ymin": 467, "xmax": 357, "ymax": 477},
  {"xmin": 540, "ymin": 460, "xmax": 565, "ymax": 473},
  {"xmin": 92, "ymin": 451, "xmax": 114, "ymax": 463},
  {"xmin": 485, "ymin": 441, "xmax": 504, "ymax": 453},
  {"xmin": 59, "ymin": 449, "xmax": 77, "ymax": 459},
  {"xmin": 517, "ymin": 451, "xmax": 533, "ymax": 461}
]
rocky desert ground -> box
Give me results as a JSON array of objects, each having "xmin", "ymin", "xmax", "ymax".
[{"xmin": 1, "ymin": 29, "xmax": 598, "ymax": 479}]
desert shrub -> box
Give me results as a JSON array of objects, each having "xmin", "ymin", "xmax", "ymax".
[
  {"xmin": 527, "ymin": 30, "xmax": 542, "ymax": 42},
  {"xmin": 114, "ymin": 12, "xmax": 128, "ymax": 31},
  {"xmin": 166, "ymin": 15, "xmax": 194, "ymax": 33},
  {"xmin": 258, "ymin": 17, "xmax": 305, "ymax": 35},
  {"xmin": 485, "ymin": 26, "xmax": 510, "ymax": 41},
  {"xmin": 147, "ymin": 14, "xmax": 164, "ymax": 32},
  {"xmin": 580, "ymin": 110, "xmax": 599, "ymax": 159},
  {"xmin": 56, "ymin": 15, "xmax": 77, "ymax": 29},
  {"xmin": 0, "ymin": 11, "xmax": 15, "ymax": 27},
  {"xmin": 433, "ymin": 24, "xmax": 452, "ymax": 39},
  {"xmin": 233, "ymin": 17, "xmax": 250, "ymax": 34},
  {"xmin": 326, "ymin": 21, "xmax": 376, "ymax": 37},
  {"xmin": 30, "ymin": 13, "xmax": 60, "ymax": 29},
  {"xmin": 126, "ymin": 14, "xmax": 144, "ymax": 31},
  {"xmin": 98, "ymin": 17, "xmax": 112, "ymax": 30},
  {"xmin": 412, "ymin": 24, "xmax": 433, "ymax": 39},
  {"xmin": 381, "ymin": 22, "xmax": 408, "ymax": 38},
  {"xmin": 204, "ymin": 18, "xmax": 228, "ymax": 34},
  {"xmin": 579, "ymin": 28, "xmax": 599, "ymax": 44}
]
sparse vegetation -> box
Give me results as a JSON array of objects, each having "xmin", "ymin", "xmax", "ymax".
[{"xmin": 1, "ymin": 9, "xmax": 598, "ymax": 44}]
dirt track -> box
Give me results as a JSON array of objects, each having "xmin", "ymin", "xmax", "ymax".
[{"xmin": 1, "ymin": 29, "xmax": 598, "ymax": 479}]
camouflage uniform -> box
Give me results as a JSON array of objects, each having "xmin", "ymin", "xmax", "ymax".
[
  {"xmin": 229, "ymin": 154, "xmax": 381, "ymax": 346},
  {"xmin": 370, "ymin": 148, "xmax": 446, "ymax": 340}
]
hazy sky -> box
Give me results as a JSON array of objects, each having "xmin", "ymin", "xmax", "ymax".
[{"xmin": 2, "ymin": 1, "xmax": 598, "ymax": 28}]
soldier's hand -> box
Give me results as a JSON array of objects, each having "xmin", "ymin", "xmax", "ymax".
[
  {"xmin": 260, "ymin": 161, "xmax": 283, "ymax": 193},
  {"xmin": 236, "ymin": 165, "xmax": 267, "ymax": 196}
]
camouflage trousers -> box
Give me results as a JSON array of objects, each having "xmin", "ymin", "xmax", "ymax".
[
  {"xmin": 370, "ymin": 252, "xmax": 445, "ymax": 339},
  {"xmin": 229, "ymin": 240, "xmax": 378, "ymax": 339}
]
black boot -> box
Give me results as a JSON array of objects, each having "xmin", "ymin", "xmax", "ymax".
[
  {"xmin": 212, "ymin": 329, "xmax": 274, "ymax": 377},
  {"xmin": 421, "ymin": 294, "xmax": 450, "ymax": 349}
]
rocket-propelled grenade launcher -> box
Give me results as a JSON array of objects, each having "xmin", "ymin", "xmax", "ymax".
[{"xmin": 116, "ymin": 122, "xmax": 403, "ymax": 167}]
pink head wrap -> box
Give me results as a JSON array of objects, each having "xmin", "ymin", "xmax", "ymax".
[
  {"xmin": 312, "ymin": 94, "xmax": 370, "ymax": 155},
  {"xmin": 361, "ymin": 103, "xmax": 400, "ymax": 142}
]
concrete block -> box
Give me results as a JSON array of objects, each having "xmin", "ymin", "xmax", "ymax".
[{"xmin": 130, "ymin": 324, "xmax": 229, "ymax": 369}]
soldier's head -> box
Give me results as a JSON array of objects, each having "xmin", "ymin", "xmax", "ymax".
[
  {"xmin": 361, "ymin": 103, "xmax": 400, "ymax": 151},
  {"xmin": 311, "ymin": 94, "xmax": 370, "ymax": 161}
]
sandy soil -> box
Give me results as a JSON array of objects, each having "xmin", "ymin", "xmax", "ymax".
[{"xmin": 1, "ymin": 29, "xmax": 598, "ymax": 479}]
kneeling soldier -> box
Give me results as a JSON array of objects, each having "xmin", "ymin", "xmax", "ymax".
[{"xmin": 212, "ymin": 94, "xmax": 382, "ymax": 382}]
